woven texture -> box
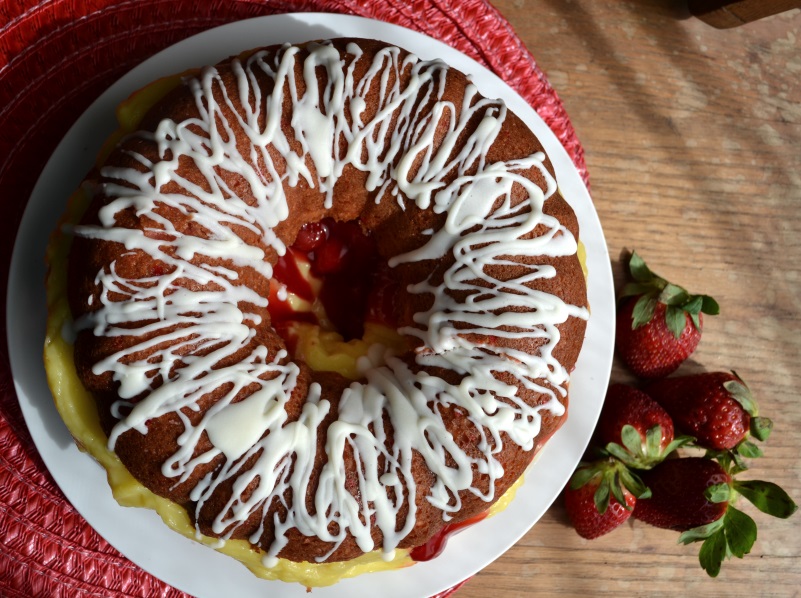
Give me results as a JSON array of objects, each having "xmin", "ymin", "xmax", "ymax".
[{"xmin": 0, "ymin": 1, "xmax": 588, "ymax": 596}]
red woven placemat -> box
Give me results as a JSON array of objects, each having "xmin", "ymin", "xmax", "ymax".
[{"xmin": 0, "ymin": 1, "xmax": 587, "ymax": 596}]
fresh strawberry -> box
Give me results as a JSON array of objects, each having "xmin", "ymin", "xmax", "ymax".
[
  {"xmin": 635, "ymin": 457, "xmax": 797, "ymax": 577},
  {"xmin": 616, "ymin": 251, "xmax": 719, "ymax": 379},
  {"xmin": 616, "ymin": 299, "xmax": 701, "ymax": 378},
  {"xmin": 596, "ymin": 384, "xmax": 692, "ymax": 469},
  {"xmin": 564, "ymin": 459, "xmax": 650, "ymax": 539},
  {"xmin": 646, "ymin": 371, "xmax": 773, "ymax": 458},
  {"xmin": 634, "ymin": 457, "xmax": 731, "ymax": 531}
]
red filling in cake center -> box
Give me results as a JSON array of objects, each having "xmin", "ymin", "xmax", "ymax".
[{"xmin": 269, "ymin": 218, "xmax": 395, "ymax": 345}]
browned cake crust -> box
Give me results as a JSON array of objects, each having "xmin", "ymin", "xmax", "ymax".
[{"xmin": 66, "ymin": 38, "xmax": 588, "ymax": 564}]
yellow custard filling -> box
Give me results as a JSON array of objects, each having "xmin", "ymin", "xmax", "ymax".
[{"xmin": 42, "ymin": 75, "xmax": 524, "ymax": 588}]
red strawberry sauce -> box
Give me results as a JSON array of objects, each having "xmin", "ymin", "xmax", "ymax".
[
  {"xmin": 269, "ymin": 218, "xmax": 394, "ymax": 342},
  {"xmin": 272, "ymin": 249, "xmax": 316, "ymax": 302},
  {"xmin": 410, "ymin": 511, "xmax": 488, "ymax": 561}
]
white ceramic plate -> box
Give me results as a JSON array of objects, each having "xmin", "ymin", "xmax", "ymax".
[{"xmin": 7, "ymin": 13, "xmax": 614, "ymax": 598}]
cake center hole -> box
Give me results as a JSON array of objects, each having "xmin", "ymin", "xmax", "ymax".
[{"xmin": 268, "ymin": 218, "xmax": 402, "ymax": 377}]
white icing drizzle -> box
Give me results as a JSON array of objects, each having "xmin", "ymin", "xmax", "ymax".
[{"xmin": 72, "ymin": 40, "xmax": 589, "ymax": 564}]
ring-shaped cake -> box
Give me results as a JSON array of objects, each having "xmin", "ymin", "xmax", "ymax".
[{"xmin": 56, "ymin": 38, "xmax": 589, "ymax": 570}]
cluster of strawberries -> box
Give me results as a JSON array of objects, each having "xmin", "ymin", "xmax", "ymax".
[{"xmin": 564, "ymin": 252, "xmax": 797, "ymax": 577}]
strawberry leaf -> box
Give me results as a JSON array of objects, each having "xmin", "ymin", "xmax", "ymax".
[
  {"xmin": 631, "ymin": 294, "xmax": 657, "ymax": 329},
  {"xmin": 700, "ymin": 295, "xmax": 720, "ymax": 315},
  {"xmin": 619, "ymin": 467, "xmax": 651, "ymax": 499},
  {"xmin": 665, "ymin": 305, "xmax": 687, "ymax": 339},
  {"xmin": 706, "ymin": 449, "xmax": 749, "ymax": 476},
  {"xmin": 594, "ymin": 477, "xmax": 611, "ymax": 514},
  {"xmin": 705, "ymin": 483, "xmax": 732, "ymax": 504},
  {"xmin": 660, "ymin": 283, "xmax": 690, "ymax": 306},
  {"xmin": 699, "ymin": 528, "xmax": 727, "ymax": 577},
  {"xmin": 604, "ymin": 442, "xmax": 634, "ymax": 464},
  {"xmin": 734, "ymin": 480, "xmax": 799, "ymax": 519},
  {"xmin": 621, "ymin": 281, "xmax": 658, "ymax": 299},
  {"xmin": 751, "ymin": 417, "xmax": 773, "ymax": 442},
  {"xmin": 723, "ymin": 506, "xmax": 757, "ymax": 559},
  {"xmin": 621, "ymin": 424, "xmax": 644, "ymax": 455},
  {"xmin": 737, "ymin": 440, "xmax": 763, "ymax": 459},
  {"xmin": 727, "ymin": 451, "xmax": 750, "ymax": 475},
  {"xmin": 681, "ymin": 294, "xmax": 703, "ymax": 313},
  {"xmin": 662, "ymin": 435, "xmax": 695, "ymax": 457},
  {"xmin": 679, "ymin": 517, "xmax": 724, "ymax": 544},
  {"xmin": 605, "ymin": 438, "xmax": 665, "ymax": 471},
  {"xmin": 568, "ymin": 465, "xmax": 599, "ymax": 490},
  {"xmin": 724, "ymin": 379, "xmax": 758, "ymax": 416},
  {"xmin": 628, "ymin": 251, "xmax": 654, "ymax": 282},
  {"xmin": 610, "ymin": 471, "xmax": 629, "ymax": 510},
  {"xmin": 645, "ymin": 425, "xmax": 662, "ymax": 457}
]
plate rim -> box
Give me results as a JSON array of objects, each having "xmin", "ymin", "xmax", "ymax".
[{"xmin": 6, "ymin": 12, "xmax": 614, "ymax": 598}]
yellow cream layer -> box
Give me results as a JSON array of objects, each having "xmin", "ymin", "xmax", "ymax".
[{"xmin": 42, "ymin": 74, "xmax": 523, "ymax": 588}]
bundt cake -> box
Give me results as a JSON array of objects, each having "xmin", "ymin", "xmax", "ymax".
[{"xmin": 49, "ymin": 37, "xmax": 589, "ymax": 574}]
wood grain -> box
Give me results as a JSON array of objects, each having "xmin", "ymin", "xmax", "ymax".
[
  {"xmin": 689, "ymin": 0, "xmax": 801, "ymax": 28},
  {"xmin": 455, "ymin": 1, "xmax": 801, "ymax": 595}
]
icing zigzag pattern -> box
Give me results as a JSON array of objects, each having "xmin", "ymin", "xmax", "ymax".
[{"xmin": 72, "ymin": 40, "xmax": 588, "ymax": 565}]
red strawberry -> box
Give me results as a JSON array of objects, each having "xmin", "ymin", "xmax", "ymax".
[
  {"xmin": 646, "ymin": 371, "xmax": 772, "ymax": 456},
  {"xmin": 616, "ymin": 299, "xmax": 701, "ymax": 378},
  {"xmin": 634, "ymin": 457, "xmax": 731, "ymax": 531},
  {"xmin": 564, "ymin": 459, "xmax": 650, "ymax": 539},
  {"xmin": 616, "ymin": 251, "xmax": 719, "ymax": 379},
  {"xmin": 596, "ymin": 384, "xmax": 691, "ymax": 469},
  {"xmin": 635, "ymin": 457, "xmax": 798, "ymax": 577},
  {"xmin": 293, "ymin": 220, "xmax": 329, "ymax": 252}
]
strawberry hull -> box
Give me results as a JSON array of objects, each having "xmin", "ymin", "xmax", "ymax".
[
  {"xmin": 596, "ymin": 384, "xmax": 674, "ymax": 450},
  {"xmin": 564, "ymin": 478, "xmax": 636, "ymax": 539}
]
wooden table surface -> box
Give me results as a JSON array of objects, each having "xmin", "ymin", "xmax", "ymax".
[{"xmin": 457, "ymin": 1, "xmax": 801, "ymax": 596}]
